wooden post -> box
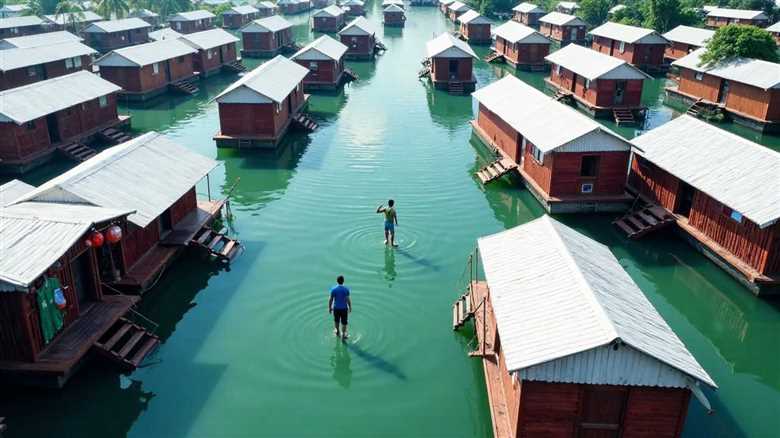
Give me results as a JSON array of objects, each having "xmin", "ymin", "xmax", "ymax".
[{"xmin": 206, "ymin": 174, "xmax": 212, "ymax": 202}]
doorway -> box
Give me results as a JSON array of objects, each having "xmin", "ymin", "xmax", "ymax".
[
  {"xmin": 718, "ymin": 80, "xmax": 730, "ymax": 104},
  {"xmin": 164, "ymin": 60, "xmax": 172, "ymax": 82},
  {"xmin": 287, "ymin": 94, "xmax": 293, "ymax": 116},
  {"xmin": 159, "ymin": 209, "xmax": 173, "ymax": 236},
  {"xmin": 219, "ymin": 46, "xmax": 224, "ymax": 64},
  {"xmin": 71, "ymin": 250, "xmax": 98, "ymax": 310},
  {"xmin": 614, "ymin": 81, "xmax": 626, "ymax": 105},
  {"xmin": 448, "ymin": 59, "xmax": 458, "ymax": 79},
  {"xmin": 578, "ymin": 386, "xmax": 627, "ymax": 438},
  {"xmin": 46, "ymin": 114, "xmax": 60, "ymax": 144},
  {"xmin": 674, "ymin": 181, "xmax": 695, "ymax": 217}
]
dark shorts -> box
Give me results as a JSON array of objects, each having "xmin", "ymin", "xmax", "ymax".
[{"xmin": 333, "ymin": 308, "xmax": 348, "ymax": 325}]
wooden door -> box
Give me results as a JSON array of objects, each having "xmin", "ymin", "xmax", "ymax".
[{"xmin": 578, "ymin": 387, "xmax": 627, "ymax": 438}]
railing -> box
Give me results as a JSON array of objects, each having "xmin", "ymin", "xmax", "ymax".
[{"xmin": 101, "ymin": 283, "xmax": 159, "ymax": 335}]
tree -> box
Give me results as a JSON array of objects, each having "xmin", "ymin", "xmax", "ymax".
[
  {"xmin": 54, "ymin": 0, "xmax": 85, "ymax": 31},
  {"xmin": 97, "ymin": 0, "xmax": 129, "ymax": 18},
  {"xmin": 699, "ymin": 25, "xmax": 780, "ymax": 65},
  {"xmin": 26, "ymin": 0, "xmax": 59, "ymax": 15},
  {"xmin": 611, "ymin": 4, "xmax": 644, "ymax": 26},
  {"xmin": 577, "ymin": 0, "xmax": 610, "ymax": 27}
]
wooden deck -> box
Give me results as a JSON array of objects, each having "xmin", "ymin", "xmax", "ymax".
[
  {"xmin": 0, "ymin": 295, "xmax": 137, "ymax": 387},
  {"xmin": 161, "ymin": 199, "xmax": 225, "ymax": 246}
]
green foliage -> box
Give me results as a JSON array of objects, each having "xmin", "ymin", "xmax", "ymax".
[
  {"xmin": 699, "ymin": 25, "xmax": 780, "ymax": 65},
  {"xmin": 96, "ymin": 0, "xmax": 129, "ymax": 18},
  {"xmin": 158, "ymin": 0, "xmax": 191, "ymax": 17},
  {"xmin": 611, "ymin": 4, "xmax": 644, "ymax": 26},
  {"xmin": 210, "ymin": 2, "xmax": 232, "ymax": 26},
  {"xmin": 642, "ymin": 0, "xmax": 685, "ymax": 32},
  {"xmin": 577, "ymin": 0, "xmax": 610, "ymax": 26},
  {"xmin": 26, "ymin": 0, "xmax": 60, "ymax": 15}
]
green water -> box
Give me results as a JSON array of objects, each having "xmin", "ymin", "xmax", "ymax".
[{"xmin": 3, "ymin": 5, "xmax": 780, "ymax": 438}]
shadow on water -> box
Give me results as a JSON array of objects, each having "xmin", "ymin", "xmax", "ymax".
[
  {"xmin": 344, "ymin": 339, "xmax": 406, "ymax": 381},
  {"xmin": 307, "ymin": 87, "xmax": 349, "ymax": 123},
  {"xmin": 426, "ymin": 87, "xmax": 474, "ymax": 131},
  {"xmin": 346, "ymin": 57, "xmax": 379, "ymax": 86},
  {"xmin": 395, "ymin": 247, "xmax": 441, "ymax": 272}
]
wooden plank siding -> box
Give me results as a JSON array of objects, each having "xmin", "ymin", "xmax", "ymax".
[
  {"xmin": 495, "ymin": 37, "xmax": 549, "ymax": 67},
  {"xmin": 340, "ymin": 33, "xmax": 375, "ymax": 58},
  {"xmin": 513, "ymin": 11, "xmax": 544, "ymax": 28},
  {"xmin": 83, "ymin": 28, "xmax": 150, "ymax": 53},
  {"xmin": 218, "ymin": 84, "xmax": 305, "ymax": 138},
  {"xmin": 0, "ymin": 55, "xmax": 93, "ymax": 91},
  {"xmin": 242, "ymin": 28, "xmax": 293, "ymax": 54},
  {"xmin": 193, "ymin": 42, "xmax": 238, "ymax": 75},
  {"xmin": 476, "ymin": 104, "xmax": 521, "ymax": 162},
  {"xmin": 591, "ymin": 36, "xmax": 666, "ymax": 68},
  {"xmin": 664, "ymin": 42, "xmax": 697, "ymax": 61},
  {"xmin": 99, "ymin": 54, "xmax": 196, "ymax": 94},
  {"xmin": 549, "ymin": 63, "xmax": 643, "ymax": 109},
  {"xmin": 431, "ymin": 57, "xmax": 473, "ymax": 83},
  {"xmin": 539, "ymin": 23, "xmax": 585, "ymax": 45},
  {"xmin": 461, "ymin": 23, "xmax": 491, "ymax": 43}
]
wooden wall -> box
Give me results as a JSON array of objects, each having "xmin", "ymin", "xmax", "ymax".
[
  {"xmin": 83, "ymin": 28, "xmax": 149, "ymax": 52},
  {"xmin": 313, "ymin": 16, "xmax": 343, "ymax": 32},
  {"xmin": 195, "ymin": 42, "xmax": 237, "ymax": 74},
  {"xmin": 592, "ymin": 37, "xmax": 665, "ymax": 67},
  {"xmin": 549, "ymin": 151, "xmax": 630, "ymax": 197},
  {"xmin": 384, "ymin": 10, "xmax": 404, "ymax": 25},
  {"xmin": 665, "ymin": 42, "xmax": 697, "ymax": 61},
  {"xmin": 431, "ymin": 57, "xmax": 473, "ymax": 82},
  {"xmin": 170, "ymin": 187, "xmax": 198, "ymax": 226},
  {"xmin": 540, "ymin": 23, "xmax": 585, "ymax": 44},
  {"xmin": 219, "ymin": 85, "xmax": 304, "ymax": 137},
  {"xmin": 677, "ymin": 68, "xmax": 779, "ymax": 122},
  {"xmin": 340, "ymin": 34, "xmax": 375, "ymax": 57},
  {"xmin": 170, "ymin": 18, "xmax": 214, "ymax": 34},
  {"xmin": 0, "ymin": 55, "xmax": 92, "ymax": 91},
  {"xmin": 628, "ymin": 155, "xmax": 680, "ymax": 211},
  {"xmin": 477, "ymin": 104, "xmax": 522, "ymax": 162},
  {"xmin": 550, "ymin": 64, "xmax": 643, "ymax": 108},
  {"xmin": 297, "ymin": 58, "xmax": 341, "ymax": 85},
  {"xmin": 522, "ymin": 140, "xmax": 553, "ymax": 194},
  {"xmin": 513, "ymin": 11, "xmax": 544, "ymax": 27},
  {"xmin": 462, "ymin": 23, "xmax": 491, "ymax": 43},
  {"xmin": 0, "ymin": 24, "xmax": 45, "ymax": 38},
  {"xmin": 223, "ymin": 13, "xmax": 257, "ymax": 29}
]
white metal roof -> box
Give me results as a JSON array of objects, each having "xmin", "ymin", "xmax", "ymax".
[
  {"xmin": 448, "ymin": 1, "xmax": 470, "ymax": 12},
  {"xmin": 706, "ymin": 7, "xmax": 767, "ymax": 20},
  {"xmin": 43, "ymin": 11, "xmax": 103, "ymax": 26},
  {"xmin": 313, "ymin": 5, "xmax": 345, "ymax": 17},
  {"xmin": 672, "ymin": 48, "xmax": 780, "ymax": 90},
  {"xmin": 557, "ymin": 1, "xmax": 578, "ymax": 10},
  {"xmin": 180, "ymin": 28, "xmax": 239, "ymax": 50},
  {"xmin": 539, "ymin": 11, "xmax": 584, "ymax": 26},
  {"xmin": 0, "ymin": 40, "xmax": 96, "ymax": 71},
  {"xmin": 767, "ymin": 21, "xmax": 780, "ymax": 32},
  {"xmin": 342, "ymin": 0, "xmax": 364, "ymax": 5},
  {"xmin": 0, "ymin": 202, "xmax": 132, "ymax": 290},
  {"xmin": 0, "ymin": 31, "xmax": 82, "ymax": 49},
  {"xmin": 545, "ymin": 43, "xmax": 650, "ymax": 81},
  {"xmin": 384, "ymin": 4, "xmax": 404, "ymax": 12},
  {"xmin": 492, "ymin": 20, "xmax": 550, "ymax": 44},
  {"xmin": 382, "ymin": 0, "xmax": 404, "ymax": 7},
  {"xmin": 662, "ymin": 25, "xmax": 714, "ymax": 47},
  {"xmin": 95, "ymin": 38, "xmax": 197, "ymax": 67},
  {"xmin": 148, "ymin": 27, "xmax": 183, "ymax": 41},
  {"xmin": 425, "ymin": 32, "xmax": 477, "ymax": 58},
  {"xmin": 608, "ymin": 4, "xmax": 625, "ymax": 14},
  {"xmin": 0, "ymin": 15, "xmax": 44, "ymax": 29},
  {"xmin": 168, "ymin": 10, "xmax": 216, "ymax": 21},
  {"xmin": 242, "ymin": 15, "xmax": 293, "ymax": 33},
  {"xmin": 256, "ymin": 1, "xmax": 278, "ymax": 9},
  {"xmin": 632, "ymin": 115, "xmax": 780, "ymax": 228},
  {"xmin": 589, "ymin": 21, "xmax": 668, "ymax": 44},
  {"xmin": 82, "ymin": 17, "xmax": 151, "ymax": 33},
  {"xmin": 338, "ymin": 16, "xmax": 375, "ymax": 36},
  {"xmin": 0, "ymin": 180, "xmax": 35, "ymax": 206},
  {"xmin": 477, "ymin": 215, "xmax": 717, "ymax": 388},
  {"xmin": 14, "ymin": 132, "xmax": 218, "ymax": 228},
  {"xmin": 292, "ymin": 34, "xmax": 347, "ymax": 60},
  {"xmin": 458, "ymin": 10, "xmax": 491, "ymax": 25},
  {"xmin": 216, "ymin": 55, "xmax": 308, "ymax": 104},
  {"xmin": 0, "ymin": 71, "xmax": 119, "ymax": 124},
  {"xmin": 0, "ymin": 4, "xmax": 28, "ymax": 13},
  {"xmin": 513, "ymin": 2, "xmax": 544, "ymax": 13},
  {"xmin": 129, "ymin": 8, "xmax": 158, "ymax": 18},
  {"xmin": 224, "ymin": 5, "xmax": 260, "ymax": 14},
  {"xmin": 472, "ymin": 75, "xmax": 631, "ymax": 153}
]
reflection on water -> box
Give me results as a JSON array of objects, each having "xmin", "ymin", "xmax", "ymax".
[
  {"xmin": 331, "ymin": 340, "xmax": 353, "ymax": 389},
  {"xmin": 382, "ymin": 246, "xmax": 397, "ymax": 283}
]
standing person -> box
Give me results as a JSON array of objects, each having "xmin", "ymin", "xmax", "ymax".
[
  {"xmin": 376, "ymin": 200, "xmax": 399, "ymax": 247},
  {"xmin": 328, "ymin": 275, "xmax": 352, "ymax": 339}
]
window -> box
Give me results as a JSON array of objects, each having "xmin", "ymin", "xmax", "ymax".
[
  {"xmin": 207, "ymin": 50, "xmax": 212, "ymax": 59},
  {"xmin": 694, "ymin": 71, "xmax": 704, "ymax": 81},
  {"xmin": 120, "ymin": 35, "xmax": 126, "ymax": 41},
  {"xmin": 152, "ymin": 62, "xmax": 160, "ymax": 74},
  {"xmin": 723, "ymin": 206, "xmax": 743, "ymax": 223},
  {"xmin": 74, "ymin": 56, "xmax": 81, "ymax": 68},
  {"xmin": 11, "ymin": 27, "xmax": 18, "ymax": 34},
  {"xmin": 25, "ymin": 121, "xmax": 35, "ymax": 130},
  {"xmin": 584, "ymin": 79, "xmax": 590, "ymax": 89},
  {"xmin": 581, "ymin": 183, "xmax": 594, "ymax": 193},
  {"xmin": 580, "ymin": 155, "xmax": 599, "ymax": 177},
  {"xmin": 99, "ymin": 95, "xmax": 108, "ymax": 108},
  {"xmin": 555, "ymin": 64, "xmax": 561, "ymax": 76},
  {"xmin": 530, "ymin": 144, "xmax": 544, "ymax": 164},
  {"xmin": 177, "ymin": 56, "xmax": 185, "ymax": 63},
  {"xmin": 27, "ymin": 66, "xmax": 36, "ymax": 77},
  {"xmin": 309, "ymin": 61, "xmax": 318, "ymax": 71},
  {"xmin": 176, "ymin": 22, "xmax": 182, "ymax": 30},
  {"xmin": 275, "ymin": 102, "xmax": 281, "ymax": 113},
  {"xmin": 65, "ymin": 57, "xmax": 74, "ymax": 69},
  {"xmin": 618, "ymin": 41, "xmax": 625, "ymax": 53}
]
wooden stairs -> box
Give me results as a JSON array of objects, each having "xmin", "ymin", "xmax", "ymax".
[
  {"xmin": 475, "ymin": 158, "xmax": 517, "ymax": 184},
  {"xmin": 484, "ymin": 51, "xmax": 504, "ymax": 63},
  {"xmin": 58, "ymin": 142, "xmax": 97, "ymax": 162},
  {"xmin": 169, "ymin": 77, "xmax": 199, "ymax": 95},
  {"xmin": 292, "ymin": 113, "xmax": 319, "ymax": 132},
  {"xmin": 418, "ymin": 64, "xmax": 431, "ymax": 79},
  {"xmin": 93, "ymin": 317, "xmax": 160, "ymax": 372},
  {"xmin": 613, "ymin": 205, "xmax": 675, "ymax": 239},
  {"xmin": 452, "ymin": 293, "xmax": 473, "ymax": 330},
  {"xmin": 223, "ymin": 60, "xmax": 247, "ymax": 73},
  {"xmin": 343, "ymin": 67, "xmax": 359, "ymax": 82},
  {"xmin": 191, "ymin": 227, "xmax": 242, "ymax": 262},
  {"xmin": 448, "ymin": 81, "xmax": 465, "ymax": 95},
  {"xmin": 374, "ymin": 40, "xmax": 387, "ymax": 52},
  {"xmin": 99, "ymin": 127, "xmax": 132, "ymax": 145},
  {"xmin": 613, "ymin": 108, "xmax": 636, "ymax": 126},
  {"xmin": 553, "ymin": 89, "xmax": 573, "ymax": 103},
  {"xmin": 283, "ymin": 42, "xmax": 302, "ymax": 54}
]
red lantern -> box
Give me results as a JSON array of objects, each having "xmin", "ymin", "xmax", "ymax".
[
  {"xmin": 90, "ymin": 231, "xmax": 104, "ymax": 248},
  {"xmin": 106, "ymin": 225, "xmax": 123, "ymax": 244}
]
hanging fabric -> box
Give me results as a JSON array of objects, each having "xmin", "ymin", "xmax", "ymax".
[{"xmin": 37, "ymin": 277, "xmax": 65, "ymax": 345}]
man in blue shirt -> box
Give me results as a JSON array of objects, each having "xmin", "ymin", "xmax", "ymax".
[{"xmin": 329, "ymin": 275, "xmax": 352, "ymax": 339}]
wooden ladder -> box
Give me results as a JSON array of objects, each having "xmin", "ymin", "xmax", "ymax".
[
  {"xmin": 613, "ymin": 108, "xmax": 636, "ymax": 126},
  {"xmin": 484, "ymin": 51, "xmax": 504, "ymax": 63},
  {"xmin": 553, "ymin": 89, "xmax": 572, "ymax": 102},
  {"xmin": 169, "ymin": 77, "xmax": 200, "ymax": 95},
  {"xmin": 452, "ymin": 293, "xmax": 473, "ymax": 330},
  {"xmin": 192, "ymin": 227, "xmax": 242, "ymax": 262},
  {"xmin": 99, "ymin": 127, "xmax": 133, "ymax": 145},
  {"xmin": 687, "ymin": 99, "xmax": 704, "ymax": 117},
  {"xmin": 417, "ymin": 64, "xmax": 431, "ymax": 79},
  {"xmin": 374, "ymin": 40, "xmax": 387, "ymax": 52},
  {"xmin": 222, "ymin": 60, "xmax": 247, "ymax": 73},
  {"xmin": 343, "ymin": 67, "xmax": 359, "ymax": 82},
  {"xmin": 475, "ymin": 158, "xmax": 517, "ymax": 185},
  {"xmin": 93, "ymin": 317, "xmax": 160, "ymax": 372},
  {"xmin": 292, "ymin": 113, "xmax": 319, "ymax": 132},
  {"xmin": 613, "ymin": 205, "xmax": 675, "ymax": 239},
  {"xmin": 58, "ymin": 142, "xmax": 97, "ymax": 162},
  {"xmin": 448, "ymin": 81, "xmax": 465, "ymax": 95}
]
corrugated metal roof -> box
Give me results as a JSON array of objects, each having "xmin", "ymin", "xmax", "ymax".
[
  {"xmin": 513, "ymin": 2, "xmax": 544, "ymax": 13},
  {"xmin": 95, "ymin": 38, "xmax": 197, "ymax": 67},
  {"xmin": 472, "ymin": 75, "xmax": 631, "ymax": 153},
  {"xmin": 180, "ymin": 28, "xmax": 239, "ymax": 50},
  {"xmin": 608, "ymin": 4, "xmax": 625, "ymax": 14},
  {"xmin": 0, "ymin": 71, "xmax": 119, "ymax": 124},
  {"xmin": 342, "ymin": 0, "xmax": 364, "ymax": 5},
  {"xmin": 0, "ymin": 15, "xmax": 44, "ymax": 29},
  {"xmin": 44, "ymin": 11, "xmax": 103, "ymax": 26},
  {"xmin": 539, "ymin": 11, "xmax": 584, "ymax": 26},
  {"xmin": 82, "ymin": 17, "xmax": 151, "ymax": 33},
  {"xmin": 382, "ymin": 0, "xmax": 404, "ymax": 7},
  {"xmin": 493, "ymin": 21, "xmax": 550, "ymax": 44},
  {"xmin": 589, "ymin": 21, "xmax": 669, "ymax": 44},
  {"xmin": 439, "ymin": 0, "xmax": 455, "ymax": 4},
  {"xmin": 425, "ymin": 32, "xmax": 477, "ymax": 58},
  {"xmin": 225, "ymin": 5, "xmax": 260, "ymax": 14},
  {"xmin": 672, "ymin": 48, "xmax": 780, "ymax": 90},
  {"xmin": 256, "ymin": 1, "xmax": 278, "ymax": 10},
  {"xmin": 477, "ymin": 215, "xmax": 717, "ymax": 388},
  {"xmin": 129, "ymin": 8, "xmax": 158, "ymax": 18},
  {"xmin": 0, "ymin": 31, "xmax": 82, "ymax": 49},
  {"xmin": 632, "ymin": 115, "xmax": 780, "ymax": 228},
  {"xmin": 0, "ymin": 4, "xmax": 28, "ymax": 13},
  {"xmin": 168, "ymin": 10, "xmax": 216, "ymax": 21},
  {"xmin": 0, "ymin": 202, "xmax": 131, "ymax": 289},
  {"xmin": 448, "ymin": 1, "xmax": 470, "ymax": 12},
  {"xmin": 292, "ymin": 34, "xmax": 347, "ymax": 60},
  {"xmin": 662, "ymin": 25, "xmax": 714, "ymax": 47},
  {"xmin": 242, "ymin": 15, "xmax": 293, "ymax": 33},
  {"xmin": 0, "ymin": 40, "xmax": 96, "ymax": 71},
  {"xmin": 545, "ymin": 43, "xmax": 650, "ymax": 81},
  {"xmin": 339, "ymin": 16, "xmax": 375, "ymax": 36},
  {"xmin": 14, "ymin": 132, "xmax": 218, "ymax": 228},
  {"xmin": 148, "ymin": 27, "xmax": 182, "ymax": 41},
  {"xmin": 768, "ymin": 21, "xmax": 780, "ymax": 32},
  {"xmin": 458, "ymin": 10, "xmax": 491, "ymax": 24},
  {"xmin": 216, "ymin": 55, "xmax": 308, "ymax": 104},
  {"xmin": 557, "ymin": 1, "xmax": 578, "ymax": 9},
  {"xmin": 313, "ymin": 5, "xmax": 345, "ymax": 17},
  {"xmin": 384, "ymin": 4, "xmax": 404, "ymax": 12},
  {"xmin": 0, "ymin": 180, "xmax": 35, "ymax": 206},
  {"xmin": 706, "ymin": 7, "xmax": 767, "ymax": 20}
]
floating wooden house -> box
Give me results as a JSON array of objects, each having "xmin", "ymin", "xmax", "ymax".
[
  {"xmin": 458, "ymin": 10, "xmax": 491, "ymax": 44},
  {"xmin": 291, "ymin": 35, "xmax": 348, "ymax": 89},
  {"xmin": 278, "ymin": 0, "xmax": 312, "ymax": 14},
  {"xmin": 456, "ymin": 214, "xmax": 717, "ymax": 438},
  {"xmin": 14, "ymin": 132, "xmax": 230, "ymax": 292},
  {"xmin": 0, "ymin": 4, "xmax": 28, "ymax": 18},
  {"xmin": 81, "ymin": 18, "xmax": 152, "ymax": 53},
  {"xmin": 0, "ymin": 16, "xmax": 46, "ymax": 38},
  {"xmin": 538, "ymin": 11, "xmax": 586, "ymax": 46},
  {"xmin": 43, "ymin": 11, "xmax": 103, "ymax": 31},
  {"xmin": 214, "ymin": 55, "xmax": 310, "ymax": 148},
  {"xmin": 629, "ymin": 115, "xmax": 780, "ymax": 295},
  {"xmin": 545, "ymin": 43, "xmax": 650, "ymax": 120},
  {"xmin": 0, "ymin": 39, "xmax": 96, "ymax": 91},
  {"xmin": 0, "ymin": 30, "xmax": 81, "ymax": 49},
  {"xmin": 0, "ymin": 71, "xmax": 126, "ymax": 174},
  {"xmin": 491, "ymin": 21, "xmax": 551, "ymax": 70},
  {"xmin": 424, "ymin": 32, "xmax": 477, "ymax": 93},
  {"xmin": 312, "ymin": 5, "xmax": 346, "ymax": 32},
  {"xmin": 383, "ymin": 4, "xmax": 406, "ymax": 27},
  {"xmin": 668, "ymin": 48, "xmax": 780, "ymax": 132},
  {"xmin": 255, "ymin": 1, "xmax": 279, "ymax": 17},
  {"xmin": 705, "ymin": 8, "xmax": 769, "ymax": 28},
  {"xmin": 471, "ymin": 75, "xmax": 635, "ymax": 213},
  {"xmin": 240, "ymin": 15, "xmax": 294, "ymax": 57},
  {"xmin": 512, "ymin": 2, "xmax": 545, "ymax": 28},
  {"xmin": 589, "ymin": 22, "xmax": 669, "ymax": 71},
  {"xmin": 338, "ymin": 17, "xmax": 376, "ymax": 59},
  {"xmin": 342, "ymin": 0, "xmax": 366, "ymax": 16},
  {"xmin": 222, "ymin": 5, "xmax": 260, "ymax": 29},
  {"xmin": 312, "ymin": 0, "xmax": 331, "ymax": 9},
  {"xmin": 167, "ymin": 10, "xmax": 216, "ymax": 34},
  {"xmin": 438, "ymin": 0, "xmax": 455, "ymax": 13},
  {"xmin": 180, "ymin": 28, "xmax": 240, "ymax": 77},
  {"xmin": 148, "ymin": 27, "xmax": 182, "ymax": 41},
  {"xmin": 94, "ymin": 39, "xmax": 198, "ymax": 101},
  {"xmin": 555, "ymin": 0, "xmax": 578, "ymax": 14},
  {"xmin": 447, "ymin": 1, "xmax": 470, "ymax": 22},
  {"xmin": 767, "ymin": 21, "xmax": 780, "ymax": 45},
  {"xmin": 382, "ymin": 0, "xmax": 405, "ymax": 8},
  {"xmin": 662, "ymin": 25, "xmax": 714, "ymax": 62},
  {"xmin": 129, "ymin": 9, "xmax": 160, "ymax": 28}
]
